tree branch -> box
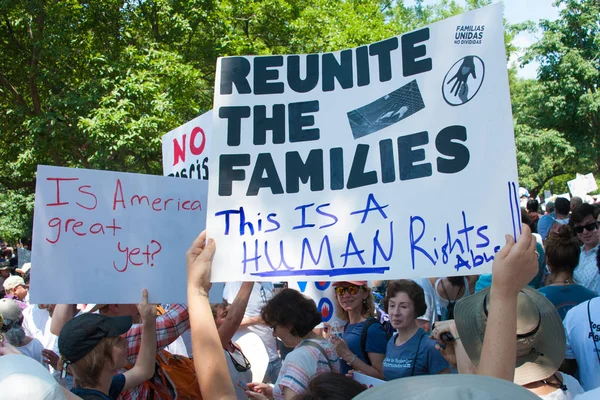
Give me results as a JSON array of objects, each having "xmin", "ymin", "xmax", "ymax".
[
  {"xmin": 0, "ymin": 72, "xmax": 30, "ymax": 111},
  {"xmin": 29, "ymin": 1, "xmax": 46, "ymax": 115}
]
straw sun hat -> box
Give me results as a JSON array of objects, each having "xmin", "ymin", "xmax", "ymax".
[{"xmin": 454, "ymin": 286, "xmax": 565, "ymax": 386}]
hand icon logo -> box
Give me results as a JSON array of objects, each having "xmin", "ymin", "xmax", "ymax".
[{"xmin": 442, "ymin": 55, "xmax": 485, "ymax": 106}]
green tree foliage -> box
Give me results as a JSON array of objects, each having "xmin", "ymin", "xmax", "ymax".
[
  {"xmin": 0, "ymin": 0, "xmax": 504, "ymax": 240},
  {"xmin": 522, "ymin": 0, "xmax": 600, "ymax": 181}
]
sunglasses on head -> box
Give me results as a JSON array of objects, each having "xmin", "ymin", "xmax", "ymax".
[
  {"xmin": 334, "ymin": 285, "xmax": 361, "ymax": 296},
  {"xmin": 574, "ymin": 222, "xmax": 599, "ymax": 234}
]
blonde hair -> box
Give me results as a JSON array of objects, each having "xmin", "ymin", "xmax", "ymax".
[
  {"xmin": 334, "ymin": 285, "xmax": 375, "ymax": 322},
  {"xmin": 59, "ymin": 336, "xmax": 121, "ymax": 389}
]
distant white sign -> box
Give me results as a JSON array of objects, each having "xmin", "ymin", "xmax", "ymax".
[
  {"xmin": 162, "ymin": 110, "xmax": 212, "ymax": 179},
  {"xmin": 31, "ymin": 165, "xmax": 208, "ymax": 304},
  {"xmin": 568, "ymin": 173, "xmax": 597, "ymax": 198},
  {"xmin": 207, "ymin": 4, "xmax": 520, "ymax": 282}
]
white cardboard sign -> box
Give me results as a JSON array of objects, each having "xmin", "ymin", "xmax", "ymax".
[
  {"xmin": 207, "ymin": 4, "xmax": 520, "ymax": 282},
  {"xmin": 353, "ymin": 371, "xmax": 386, "ymax": 389},
  {"xmin": 162, "ymin": 110, "xmax": 212, "ymax": 179},
  {"xmin": 567, "ymin": 173, "xmax": 597, "ymax": 198},
  {"xmin": 31, "ymin": 165, "xmax": 208, "ymax": 304}
]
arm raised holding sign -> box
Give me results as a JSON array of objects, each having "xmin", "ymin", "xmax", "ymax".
[{"xmin": 187, "ymin": 231, "xmax": 237, "ymax": 400}]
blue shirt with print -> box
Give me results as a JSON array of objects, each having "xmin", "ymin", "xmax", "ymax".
[
  {"xmin": 538, "ymin": 284, "xmax": 598, "ymax": 320},
  {"xmin": 382, "ymin": 328, "xmax": 448, "ymax": 381},
  {"xmin": 340, "ymin": 319, "xmax": 388, "ymax": 374}
]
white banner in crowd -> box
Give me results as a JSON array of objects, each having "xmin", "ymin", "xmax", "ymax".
[
  {"xmin": 161, "ymin": 111, "xmax": 224, "ymax": 303},
  {"xmin": 567, "ymin": 173, "xmax": 597, "ymax": 199},
  {"xmin": 207, "ymin": 4, "xmax": 520, "ymax": 282},
  {"xmin": 162, "ymin": 110, "xmax": 212, "ymax": 179},
  {"xmin": 31, "ymin": 165, "xmax": 208, "ymax": 304}
]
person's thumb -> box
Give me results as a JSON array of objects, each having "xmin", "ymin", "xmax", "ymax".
[
  {"xmin": 494, "ymin": 234, "xmax": 515, "ymax": 260},
  {"xmin": 198, "ymin": 238, "xmax": 216, "ymax": 262}
]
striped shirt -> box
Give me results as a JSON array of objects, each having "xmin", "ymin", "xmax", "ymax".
[
  {"xmin": 117, "ymin": 304, "xmax": 190, "ymax": 400},
  {"xmin": 274, "ymin": 339, "xmax": 340, "ymax": 399}
]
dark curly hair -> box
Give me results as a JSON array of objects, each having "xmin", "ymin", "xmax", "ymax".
[
  {"xmin": 383, "ymin": 280, "xmax": 427, "ymax": 317},
  {"xmin": 261, "ymin": 288, "xmax": 322, "ymax": 337}
]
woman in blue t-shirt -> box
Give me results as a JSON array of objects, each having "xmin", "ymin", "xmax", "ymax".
[
  {"xmin": 382, "ymin": 280, "xmax": 450, "ymax": 380},
  {"xmin": 330, "ymin": 281, "xmax": 388, "ymax": 379},
  {"xmin": 538, "ymin": 225, "xmax": 598, "ymax": 319}
]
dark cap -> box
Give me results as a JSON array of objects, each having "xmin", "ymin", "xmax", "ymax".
[{"xmin": 58, "ymin": 313, "xmax": 132, "ymax": 365}]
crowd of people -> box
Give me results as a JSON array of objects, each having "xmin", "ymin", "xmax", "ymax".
[{"xmin": 0, "ymin": 195, "xmax": 599, "ymax": 400}]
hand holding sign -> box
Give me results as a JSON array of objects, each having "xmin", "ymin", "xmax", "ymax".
[
  {"xmin": 186, "ymin": 230, "xmax": 215, "ymax": 296},
  {"xmin": 490, "ymin": 224, "xmax": 537, "ymax": 298}
]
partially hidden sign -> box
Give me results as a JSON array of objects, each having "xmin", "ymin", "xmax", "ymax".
[
  {"xmin": 162, "ymin": 110, "xmax": 212, "ymax": 179},
  {"xmin": 207, "ymin": 4, "xmax": 520, "ymax": 282},
  {"xmin": 31, "ymin": 165, "xmax": 208, "ymax": 304}
]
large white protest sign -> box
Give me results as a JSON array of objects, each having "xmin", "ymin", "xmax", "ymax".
[
  {"xmin": 207, "ymin": 4, "xmax": 520, "ymax": 282},
  {"xmin": 31, "ymin": 165, "xmax": 208, "ymax": 304},
  {"xmin": 162, "ymin": 110, "xmax": 212, "ymax": 179}
]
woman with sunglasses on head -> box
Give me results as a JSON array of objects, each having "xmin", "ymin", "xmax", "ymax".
[
  {"xmin": 382, "ymin": 280, "xmax": 450, "ymax": 380},
  {"xmin": 245, "ymin": 289, "xmax": 340, "ymax": 400},
  {"xmin": 330, "ymin": 281, "xmax": 388, "ymax": 379},
  {"xmin": 211, "ymin": 281, "xmax": 255, "ymax": 400},
  {"xmin": 538, "ymin": 225, "xmax": 598, "ymax": 320}
]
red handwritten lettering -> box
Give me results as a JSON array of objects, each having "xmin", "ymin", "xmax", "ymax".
[
  {"xmin": 76, "ymin": 185, "xmax": 98, "ymax": 210},
  {"xmin": 113, "ymin": 242, "xmax": 130, "ymax": 272},
  {"xmin": 112, "ymin": 179, "xmax": 126, "ymax": 210},
  {"xmin": 46, "ymin": 177, "xmax": 78, "ymax": 206},
  {"xmin": 46, "ymin": 217, "xmax": 123, "ymax": 244},
  {"xmin": 46, "ymin": 218, "xmax": 62, "ymax": 244}
]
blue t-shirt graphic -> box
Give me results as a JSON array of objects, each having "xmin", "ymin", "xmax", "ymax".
[
  {"xmin": 538, "ymin": 284, "xmax": 598, "ymax": 320},
  {"xmin": 340, "ymin": 319, "xmax": 388, "ymax": 374},
  {"xmin": 382, "ymin": 328, "xmax": 448, "ymax": 380}
]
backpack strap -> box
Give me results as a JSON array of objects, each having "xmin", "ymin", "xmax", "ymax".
[
  {"xmin": 360, "ymin": 317, "xmax": 380, "ymax": 366},
  {"xmin": 410, "ymin": 332, "xmax": 426, "ymax": 377},
  {"xmin": 300, "ymin": 340, "xmax": 334, "ymax": 371}
]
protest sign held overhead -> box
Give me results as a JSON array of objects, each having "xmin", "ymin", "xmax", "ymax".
[
  {"xmin": 31, "ymin": 165, "xmax": 208, "ymax": 304},
  {"xmin": 207, "ymin": 4, "xmax": 520, "ymax": 282},
  {"xmin": 162, "ymin": 110, "xmax": 212, "ymax": 179}
]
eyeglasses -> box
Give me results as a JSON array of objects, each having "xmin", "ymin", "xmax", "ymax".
[
  {"xmin": 334, "ymin": 285, "xmax": 361, "ymax": 296},
  {"xmin": 574, "ymin": 222, "xmax": 599, "ymax": 234}
]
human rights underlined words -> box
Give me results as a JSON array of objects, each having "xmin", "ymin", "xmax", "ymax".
[{"xmin": 214, "ymin": 193, "xmax": 500, "ymax": 277}]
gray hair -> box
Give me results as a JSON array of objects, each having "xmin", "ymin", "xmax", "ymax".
[{"xmin": 2, "ymin": 318, "xmax": 27, "ymax": 346}]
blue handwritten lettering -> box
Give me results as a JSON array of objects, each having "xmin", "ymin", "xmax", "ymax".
[{"xmin": 350, "ymin": 193, "xmax": 388, "ymax": 224}]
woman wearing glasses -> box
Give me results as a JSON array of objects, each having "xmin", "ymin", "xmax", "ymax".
[
  {"xmin": 246, "ymin": 289, "xmax": 340, "ymax": 400},
  {"xmin": 538, "ymin": 225, "xmax": 598, "ymax": 320},
  {"xmin": 211, "ymin": 282, "xmax": 255, "ymax": 399},
  {"xmin": 330, "ymin": 281, "xmax": 388, "ymax": 379}
]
